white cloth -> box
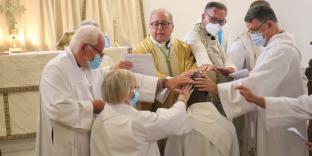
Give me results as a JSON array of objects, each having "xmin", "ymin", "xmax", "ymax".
[
  {"xmin": 265, "ymin": 95, "xmax": 312, "ymax": 129},
  {"xmin": 165, "ymin": 102, "xmax": 239, "ymax": 156},
  {"xmin": 227, "ymin": 32, "xmax": 262, "ymax": 71},
  {"xmin": 35, "ymin": 48, "xmax": 158, "ymax": 156},
  {"xmin": 90, "ymin": 101, "xmax": 191, "ymax": 156},
  {"xmin": 218, "ymin": 31, "xmax": 308, "ymax": 156},
  {"xmin": 227, "ymin": 32, "xmax": 262, "ymax": 156},
  {"xmin": 184, "ymin": 24, "xmax": 229, "ymax": 67}
]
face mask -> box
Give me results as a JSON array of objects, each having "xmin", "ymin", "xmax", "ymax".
[
  {"xmin": 129, "ymin": 89, "xmax": 140, "ymax": 107},
  {"xmin": 205, "ymin": 23, "xmax": 222, "ymax": 36},
  {"xmin": 87, "ymin": 54, "xmax": 102, "ymax": 69},
  {"xmin": 250, "ymin": 32, "xmax": 266, "ymax": 47}
]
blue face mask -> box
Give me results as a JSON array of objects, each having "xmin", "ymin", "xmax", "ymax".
[
  {"xmin": 88, "ymin": 54, "xmax": 102, "ymax": 69},
  {"xmin": 250, "ymin": 32, "xmax": 266, "ymax": 47},
  {"xmin": 129, "ymin": 89, "xmax": 140, "ymax": 107}
]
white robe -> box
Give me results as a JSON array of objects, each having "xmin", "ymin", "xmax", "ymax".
[
  {"xmin": 164, "ymin": 102, "xmax": 239, "ymax": 156},
  {"xmin": 90, "ymin": 102, "xmax": 191, "ymax": 156},
  {"xmin": 227, "ymin": 32, "xmax": 262, "ymax": 71},
  {"xmin": 218, "ymin": 32, "xmax": 308, "ymax": 156},
  {"xmin": 184, "ymin": 24, "xmax": 231, "ymax": 68},
  {"xmin": 264, "ymin": 95, "xmax": 312, "ymax": 129},
  {"xmin": 35, "ymin": 48, "xmax": 158, "ymax": 156},
  {"xmin": 227, "ymin": 32, "xmax": 262, "ymax": 156}
]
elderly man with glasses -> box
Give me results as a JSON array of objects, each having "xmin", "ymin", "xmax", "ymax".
[
  {"xmin": 132, "ymin": 8, "xmax": 197, "ymax": 155},
  {"xmin": 133, "ymin": 8, "xmax": 196, "ymax": 111}
]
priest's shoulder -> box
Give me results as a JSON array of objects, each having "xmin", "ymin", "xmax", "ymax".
[{"xmin": 172, "ymin": 39, "xmax": 192, "ymax": 50}]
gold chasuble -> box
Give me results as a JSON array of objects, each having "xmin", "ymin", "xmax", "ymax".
[{"xmin": 133, "ymin": 37, "xmax": 196, "ymax": 110}]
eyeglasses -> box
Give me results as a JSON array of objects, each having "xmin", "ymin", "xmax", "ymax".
[
  {"xmin": 150, "ymin": 21, "xmax": 172, "ymax": 30},
  {"xmin": 87, "ymin": 44, "xmax": 104, "ymax": 58},
  {"xmin": 248, "ymin": 22, "xmax": 266, "ymax": 34},
  {"xmin": 206, "ymin": 14, "xmax": 226, "ymax": 26}
]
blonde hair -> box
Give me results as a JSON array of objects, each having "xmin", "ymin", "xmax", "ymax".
[{"xmin": 102, "ymin": 69, "xmax": 137, "ymax": 104}]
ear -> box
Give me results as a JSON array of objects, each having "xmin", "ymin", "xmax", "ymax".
[
  {"xmin": 80, "ymin": 43, "xmax": 87, "ymax": 52},
  {"xmin": 201, "ymin": 13, "xmax": 205, "ymax": 20},
  {"xmin": 267, "ymin": 21, "xmax": 274, "ymax": 28}
]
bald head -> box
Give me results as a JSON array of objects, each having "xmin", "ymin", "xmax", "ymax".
[
  {"xmin": 150, "ymin": 9, "xmax": 173, "ymax": 24},
  {"xmin": 149, "ymin": 9, "xmax": 174, "ymax": 43}
]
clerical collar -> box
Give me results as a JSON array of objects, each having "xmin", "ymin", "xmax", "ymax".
[{"xmin": 149, "ymin": 35, "xmax": 172, "ymax": 49}]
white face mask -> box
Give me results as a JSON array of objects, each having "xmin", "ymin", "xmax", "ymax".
[
  {"xmin": 250, "ymin": 32, "xmax": 266, "ymax": 47},
  {"xmin": 205, "ymin": 23, "xmax": 222, "ymax": 36}
]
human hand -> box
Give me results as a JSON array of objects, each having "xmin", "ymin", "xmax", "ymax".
[
  {"xmin": 177, "ymin": 85, "xmax": 194, "ymax": 103},
  {"xmin": 110, "ymin": 61, "xmax": 133, "ymax": 70},
  {"xmin": 92, "ymin": 99, "xmax": 105, "ymax": 113},
  {"xmin": 306, "ymin": 141, "xmax": 312, "ymax": 152},
  {"xmin": 166, "ymin": 71, "xmax": 194, "ymax": 93},
  {"xmin": 193, "ymin": 76, "xmax": 218, "ymax": 95},
  {"xmin": 236, "ymin": 85, "xmax": 266, "ymax": 108},
  {"xmin": 214, "ymin": 67, "xmax": 235, "ymax": 75},
  {"xmin": 198, "ymin": 64, "xmax": 215, "ymax": 72}
]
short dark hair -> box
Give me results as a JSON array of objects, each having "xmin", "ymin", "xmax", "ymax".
[
  {"xmin": 204, "ymin": 1, "xmax": 227, "ymax": 13},
  {"xmin": 244, "ymin": 5, "xmax": 277, "ymax": 23},
  {"xmin": 250, "ymin": 0, "xmax": 270, "ymax": 8}
]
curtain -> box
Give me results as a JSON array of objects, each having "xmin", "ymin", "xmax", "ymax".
[{"xmin": 0, "ymin": 0, "xmax": 144, "ymax": 52}]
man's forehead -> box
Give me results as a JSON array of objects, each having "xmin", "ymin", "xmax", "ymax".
[
  {"xmin": 150, "ymin": 12, "xmax": 171, "ymax": 22},
  {"xmin": 246, "ymin": 19, "xmax": 262, "ymax": 28},
  {"xmin": 206, "ymin": 8, "xmax": 226, "ymax": 19}
]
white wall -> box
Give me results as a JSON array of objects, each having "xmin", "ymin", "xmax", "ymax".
[{"xmin": 144, "ymin": 0, "xmax": 312, "ymax": 67}]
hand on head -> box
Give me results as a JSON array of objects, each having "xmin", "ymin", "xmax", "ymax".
[
  {"xmin": 166, "ymin": 71, "xmax": 195, "ymax": 93},
  {"xmin": 193, "ymin": 75, "xmax": 218, "ymax": 95}
]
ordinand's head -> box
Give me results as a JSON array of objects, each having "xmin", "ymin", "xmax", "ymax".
[
  {"xmin": 149, "ymin": 8, "xmax": 174, "ymax": 43},
  {"xmin": 70, "ymin": 25, "xmax": 105, "ymax": 69},
  {"xmin": 102, "ymin": 69, "xmax": 137, "ymax": 105},
  {"xmin": 245, "ymin": 4, "xmax": 279, "ymax": 47},
  {"xmin": 201, "ymin": 1, "xmax": 227, "ymax": 36},
  {"xmin": 187, "ymin": 71, "xmax": 217, "ymax": 108}
]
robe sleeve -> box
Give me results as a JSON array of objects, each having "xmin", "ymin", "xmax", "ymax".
[
  {"xmin": 132, "ymin": 101, "xmax": 191, "ymax": 141},
  {"xmin": 40, "ymin": 65, "xmax": 93, "ymax": 130},
  {"xmin": 134, "ymin": 73, "xmax": 158, "ymax": 103},
  {"xmin": 218, "ymin": 46, "xmax": 299, "ymax": 119},
  {"xmin": 265, "ymin": 95, "xmax": 312, "ymax": 129},
  {"xmin": 184, "ymin": 31, "xmax": 213, "ymax": 66}
]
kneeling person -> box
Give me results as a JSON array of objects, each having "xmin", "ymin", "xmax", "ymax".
[{"xmin": 165, "ymin": 71, "xmax": 239, "ymax": 156}]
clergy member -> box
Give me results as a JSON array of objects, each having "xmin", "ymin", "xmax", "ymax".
[
  {"xmin": 184, "ymin": 2, "xmax": 235, "ymax": 116},
  {"xmin": 132, "ymin": 8, "xmax": 196, "ymax": 110},
  {"xmin": 193, "ymin": 5, "xmax": 308, "ymax": 156},
  {"xmin": 35, "ymin": 24, "xmax": 188, "ymax": 156},
  {"xmin": 225, "ymin": 1, "xmax": 271, "ymax": 155},
  {"xmin": 165, "ymin": 71, "xmax": 239, "ymax": 156}
]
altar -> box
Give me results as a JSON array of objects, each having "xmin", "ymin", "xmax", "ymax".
[{"xmin": 0, "ymin": 47, "xmax": 130, "ymax": 155}]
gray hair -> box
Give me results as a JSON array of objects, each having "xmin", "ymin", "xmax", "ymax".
[
  {"xmin": 150, "ymin": 8, "xmax": 173, "ymax": 23},
  {"xmin": 249, "ymin": 0, "xmax": 271, "ymax": 8},
  {"xmin": 204, "ymin": 2, "xmax": 227, "ymax": 14},
  {"xmin": 244, "ymin": 4, "xmax": 277, "ymax": 23},
  {"xmin": 79, "ymin": 20, "xmax": 99, "ymax": 28},
  {"xmin": 102, "ymin": 69, "xmax": 137, "ymax": 104},
  {"xmin": 69, "ymin": 25, "xmax": 104, "ymax": 53}
]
